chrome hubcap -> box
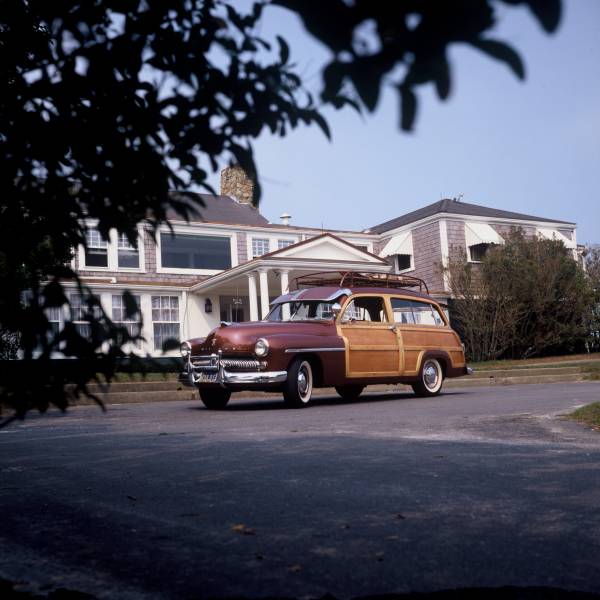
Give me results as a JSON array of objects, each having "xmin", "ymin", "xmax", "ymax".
[
  {"xmin": 298, "ymin": 369, "xmax": 308, "ymax": 395},
  {"xmin": 424, "ymin": 363, "xmax": 439, "ymax": 389},
  {"xmin": 296, "ymin": 362, "xmax": 312, "ymax": 402}
]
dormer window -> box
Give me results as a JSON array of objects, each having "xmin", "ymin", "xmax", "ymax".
[
  {"xmin": 468, "ymin": 243, "xmax": 490, "ymax": 262},
  {"xmin": 117, "ymin": 233, "xmax": 140, "ymax": 268},
  {"xmin": 396, "ymin": 254, "xmax": 412, "ymax": 271},
  {"xmin": 465, "ymin": 223, "xmax": 504, "ymax": 263},
  {"xmin": 84, "ymin": 229, "xmax": 108, "ymax": 267},
  {"xmin": 79, "ymin": 225, "xmax": 144, "ymax": 271}
]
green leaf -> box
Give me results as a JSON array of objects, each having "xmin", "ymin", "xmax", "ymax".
[
  {"xmin": 470, "ymin": 38, "xmax": 525, "ymax": 80},
  {"xmin": 522, "ymin": 0, "xmax": 561, "ymax": 33},
  {"xmin": 122, "ymin": 291, "xmax": 140, "ymax": 320},
  {"xmin": 321, "ymin": 60, "xmax": 346, "ymax": 103},
  {"xmin": 399, "ymin": 85, "xmax": 417, "ymax": 132},
  {"xmin": 162, "ymin": 337, "xmax": 181, "ymax": 352},
  {"xmin": 310, "ymin": 110, "xmax": 331, "ymax": 140},
  {"xmin": 276, "ymin": 35, "xmax": 290, "ymax": 65},
  {"xmin": 348, "ymin": 59, "xmax": 383, "ymax": 112},
  {"xmin": 434, "ymin": 56, "xmax": 451, "ymax": 100}
]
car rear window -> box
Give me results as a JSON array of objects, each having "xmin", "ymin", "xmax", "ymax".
[{"xmin": 390, "ymin": 298, "xmax": 445, "ymax": 326}]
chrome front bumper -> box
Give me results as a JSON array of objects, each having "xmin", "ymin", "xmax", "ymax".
[{"xmin": 180, "ymin": 352, "xmax": 287, "ymax": 388}]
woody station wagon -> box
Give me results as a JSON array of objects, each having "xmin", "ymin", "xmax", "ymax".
[{"xmin": 180, "ymin": 272, "xmax": 471, "ymax": 408}]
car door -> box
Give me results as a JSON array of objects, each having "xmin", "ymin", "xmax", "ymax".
[
  {"xmin": 389, "ymin": 297, "xmax": 452, "ymax": 376},
  {"xmin": 337, "ymin": 295, "xmax": 402, "ymax": 378}
]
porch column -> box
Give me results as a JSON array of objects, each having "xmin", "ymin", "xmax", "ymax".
[
  {"xmin": 259, "ymin": 268, "xmax": 270, "ymax": 319},
  {"xmin": 247, "ymin": 272, "xmax": 259, "ymax": 322},
  {"xmin": 280, "ymin": 269, "xmax": 290, "ymax": 321}
]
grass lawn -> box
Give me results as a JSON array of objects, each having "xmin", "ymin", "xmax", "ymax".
[
  {"xmin": 567, "ymin": 402, "xmax": 600, "ymax": 430},
  {"xmin": 470, "ymin": 352, "xmax": 600, "ymax": 371}
]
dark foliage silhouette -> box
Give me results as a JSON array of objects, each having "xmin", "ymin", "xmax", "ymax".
[{"xmin": 0, "ymin": 0, "xmax": 561, "ymax": 424}]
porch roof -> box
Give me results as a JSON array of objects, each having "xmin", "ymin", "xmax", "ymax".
[{"xmin": 190, "ymin": 233, "xmax": 391, "ymax": 295}]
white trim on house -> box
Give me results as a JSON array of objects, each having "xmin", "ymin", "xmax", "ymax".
[
  {"xmin": 439, "ymin": 219, "xmax": 450, "ymax": 292},
  {"xmin": 165, "ymin": 217, "xmax": 380, "ymax": 242},
  {"xmin": 372, "ymin": 212, "xmax": 576, "ymax": 240}
]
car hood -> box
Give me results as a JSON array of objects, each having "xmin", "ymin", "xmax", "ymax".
[{"xmin": 190, "ymin": 320, "xmax": 335, "ymax": 354}]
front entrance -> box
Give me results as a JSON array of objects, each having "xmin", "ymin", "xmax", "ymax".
[
  {"xmin": 337, "ymin": 295, "xmax": 402, "ymax": 378},
  {"xmin": 219, "ymin": 295, "xmax": 247, "ymax": 323}
]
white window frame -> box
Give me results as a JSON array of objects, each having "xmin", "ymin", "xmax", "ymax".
[
  {"xmin": 342, "ymin": 239, "xmax": 373, "ymax": 254},
  {"xmin": 277, "ymin": 238, "xmax": 297, "ymax": 250},
  {"xmin": 77, "ymin": 224, "xmax": 145, "ymax": 272},
  {"xmin": 395, "ymin": 253, "xmax": 414, "ymax": 274},
  {"xmin": 156, "ymin": 227, "xmax": 237, "ymax": 275},
  {"xmin": 112, "ymin": 294, "xmax": 142, "ymax": 349},
  {"xmin": 467, "ymin": 243, "xmax": 492, "ymax": 264},
  {"xmin": 251, "ymin": 237, "xmax": 271, "ymax": 258},
  {"xmin": 151, "ymin": 295, "xmax": 181, "ymax": 352}
]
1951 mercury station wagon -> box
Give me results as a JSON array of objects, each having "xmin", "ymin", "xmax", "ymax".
[{"xmin": 180, "ymin": 272, "xmax": 472, "ymax": 409}]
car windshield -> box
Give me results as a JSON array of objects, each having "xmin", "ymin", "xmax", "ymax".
[{"xmin": 266, "ymin": 301, "xmax": 336, "ymax": 322}]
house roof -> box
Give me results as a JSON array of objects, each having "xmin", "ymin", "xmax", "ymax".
[
  {"xmin": 166, "ymin": 192, "xmax": 269, "ymax": 227},
  {"xmin": 366, "ymin": 198, "xmax": 575, "ymax": 234}
]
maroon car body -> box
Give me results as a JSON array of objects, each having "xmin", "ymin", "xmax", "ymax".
[{"xmin": 181, "ymin": 275, "xmax": 471, "ymax": 409}]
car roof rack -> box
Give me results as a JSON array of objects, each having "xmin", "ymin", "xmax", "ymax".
[{"xmin": 292, "ymin": 271, "xmax": 429, "ymax": 295}]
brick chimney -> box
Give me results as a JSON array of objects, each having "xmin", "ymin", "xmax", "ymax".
[{"xmin": 220, "ymin": 165, "xmax": 255, "ymax": 205}]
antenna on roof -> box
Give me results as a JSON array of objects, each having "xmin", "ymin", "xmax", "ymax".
[{"xmin": 455, "ymin": 193, "xmax": 464, "ymax": 202}]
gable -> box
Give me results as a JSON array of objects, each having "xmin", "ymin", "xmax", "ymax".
[{"xmin": 273, "ymin": 234, "xmax": 386, "ymax": 264}]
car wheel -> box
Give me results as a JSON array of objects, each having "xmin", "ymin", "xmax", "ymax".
[
  {"xmin": 412, "ymin": 358, "xmax": 444, "ymax": 397},
  {"xmin": 334, "ymin": 385, "xmax": 365, "ymax": 400},
  {"xmin": 283, "ymin": 358, "xmax": 313, "ymax": 408},
  {"xmin": 199, "ymin": 388, "xmax": 231, "ymax": 410}
]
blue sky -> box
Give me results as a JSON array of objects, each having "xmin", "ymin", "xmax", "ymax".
[{"xmin": 208, "ymin": 1, "xmax": 600, "ymax": 244}]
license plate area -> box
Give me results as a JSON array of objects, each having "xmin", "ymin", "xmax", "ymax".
[{"xmin": 196, "ymin": 371, "xmax": 218, "ymax": 383}]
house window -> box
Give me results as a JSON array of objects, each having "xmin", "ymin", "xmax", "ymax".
[
  {"xmin": 46, "ymin": 306, "xmax": 61, "ymax": 335},
  {"xmin": 354, "ymin": 245, "xmax": 369, "ymax": 252},
  {"xmin": 117, "ymin": 233, "xmax": 140, "ymax": 268},
  {"xmin": 84, "ymin": 229, "xmax": 108, "ymax": 268},
  {"xmin": 277, "ymin": 239, "xmax": 294, "ymax": 250},
  {"xmin": 396, "ymin": 254, "xmax": 412, "ymax": 271},
  {"xmin": 252, "ymin": 238, "xmax": 270, "ymax": 257},
  {"xmin": 112, "ymin": 294, "xmax": 141, "ymax": 347},
  {"xmin": 468, "ymin": 243, "xmax": 490, "ymax": 262},
  {"xmin": 151, "ymin": 295, "xmax": 180, "ymax": 351},
  {"xmin": 161, "ymin": 233, "xmax": 231, "ymax": 270},
  {"xmin": 69, "ymin": 293, "xmax": 100, "ymax": 338}
]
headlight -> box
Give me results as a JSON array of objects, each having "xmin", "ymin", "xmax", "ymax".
[
  {"xmin": 254, "ymin": 338, "xmax": 269, "ymax": 357},
  {"xmin": 180, "ymin": 341, "xmax": 191, "ymax": 359}
]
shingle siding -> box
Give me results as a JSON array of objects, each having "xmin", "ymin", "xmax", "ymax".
[
  {"xmin": 447, "ymin": 220, "xmax": 466, "ymax": 261},
  {"xmin": 411, "ymin": 222, "xmax": 444, "ymax": 293},
  {"xmin": 237, "ymin": 231, "xmax": 248, "ymax": 263}
]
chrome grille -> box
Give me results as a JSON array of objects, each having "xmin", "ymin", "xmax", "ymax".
[{"xmin": 190, "ymin": 355, "xmax": 264, "ymax": 370}]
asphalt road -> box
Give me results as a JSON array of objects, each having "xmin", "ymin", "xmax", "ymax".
[{"xmin": 1, "ymin": 382, "xmax": 600, "ymax": 599}]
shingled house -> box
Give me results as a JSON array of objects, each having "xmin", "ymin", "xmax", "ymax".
[{"xmin": 65, "ymin": 168, "xmax": 578, "ymax": 354}]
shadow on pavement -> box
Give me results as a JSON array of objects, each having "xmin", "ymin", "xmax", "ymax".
[
  {"xmin": 186, "ymin": 390, "xmax": 465, "ymax": 412},
  {"xmin": 2, "ymin": 579, "xmax": 598, "ymax": 600}
]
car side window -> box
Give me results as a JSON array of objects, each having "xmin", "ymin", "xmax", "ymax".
[
  {"xmin": 391, "ymin": 298, "xmax": 445, "ymax": 326},
  {"xmin": 411, "ymin": 301, "xmax": 445, "ymax": 326},
  {"xmin": 341, "ymin": 297, "xmax": 387, "ymax": 323},
  {"xmin": 390, "ymin": 298, "xmax": 415, "ymax": 324}
]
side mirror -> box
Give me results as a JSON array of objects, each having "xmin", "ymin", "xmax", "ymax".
[{"xmin": 331, "ymin": 303, "xmax": 342, "ymax": 318}]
